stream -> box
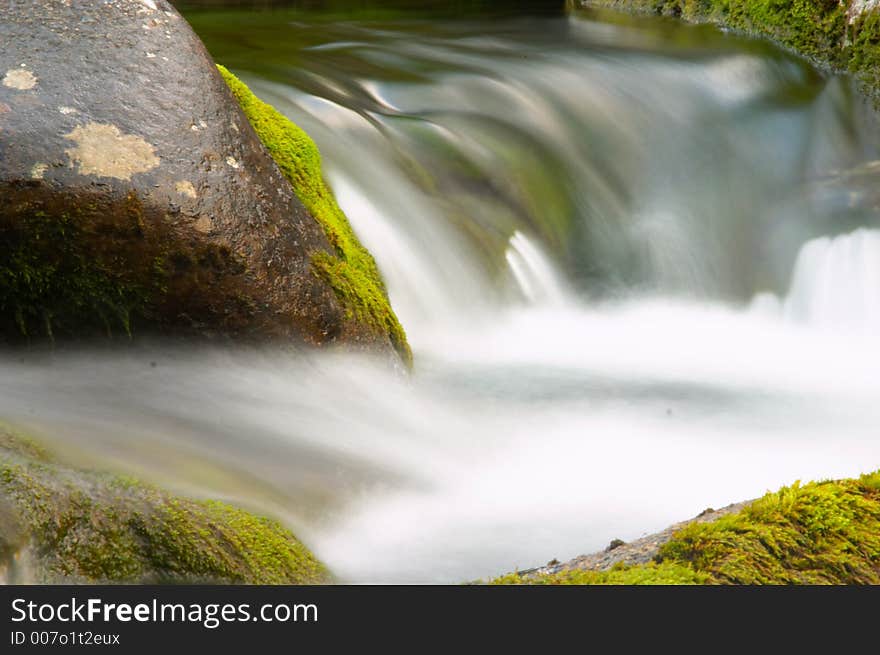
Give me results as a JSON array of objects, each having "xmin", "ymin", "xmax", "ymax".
[{"xmin": 2, "ymin": 6, "xmax": 880, "ymax": 582}]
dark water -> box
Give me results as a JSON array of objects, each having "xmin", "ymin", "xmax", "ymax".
[
  {"xmin": 173, "ymin": 0, "xmax": 564, "ymax": 17},
  {"xmin": 3, "ymin": 6, "xmax": 880, "ymax": 582}
]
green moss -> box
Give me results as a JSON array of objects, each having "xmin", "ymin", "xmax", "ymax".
[
  {"xmin": 0, "ymin": 429, "xmax": 329, "ymax": 584},
  {"xmin": 493, "ymin": 561, "xmax": 710, "ymax": 585},
  {"xmin": 845, "ymin": 10, "xmax": 880, "ymax": 91},
  {"xmin": 0, "ymin": 425, "xmax": 52, "ymax": 462},
  {"xmin": 658, "ymin": 471, "xmax": 880, "ymax": 584},
  {"xmin": 494, "ymin": 470, "xmax": 880, "ymax": 585},
  {"xmin": 132, "ymin": 497, "xmax": 327, "ymax": 585},
  {"xmin": 217, "ymin": 65, "xmax": 411, "ymax": 366}
]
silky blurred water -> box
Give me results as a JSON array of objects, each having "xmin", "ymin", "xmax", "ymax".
[{"xmin": 2, "ymin": 8, "xmax": 880, "ymax": 582}]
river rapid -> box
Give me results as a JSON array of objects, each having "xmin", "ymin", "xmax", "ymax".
[{"xmin": 2, "ymin": 6, "xmax": 880, "ymax": 582}]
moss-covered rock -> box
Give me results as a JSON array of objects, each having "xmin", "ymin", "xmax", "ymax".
[
  {"xmin": 0, "ymin": 428, "xmax": 328, "ymax": 584},
  {"xmin": 493, "ymin": 470, "xmax": 880, "ymax": 584},
  {"xmin": 580, "ymin": 0, "xmax": 880, "ymax": 97},
  {"xmin": 218, "ymin": 66, "xmax": 411, "ymax": 365},
  {"xmin": 0, "ymin": 0, "xmax": 408, "ymax": 364}
]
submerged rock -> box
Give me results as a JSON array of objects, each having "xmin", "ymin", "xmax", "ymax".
[
  {"xmin": 0, "ymin": 428, "xmax": 328, "ymax": 584},
  {"xmin": 0, "ymin": 0, "xmax": 408, "ymax": 362}
]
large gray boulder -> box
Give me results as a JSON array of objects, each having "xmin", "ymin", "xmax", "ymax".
[{"xmin": 0, "ymin": 0, "xmax": 406, "ymax": 362}]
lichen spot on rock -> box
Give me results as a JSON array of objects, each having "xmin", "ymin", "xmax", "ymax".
[
  {"xmin": 2, "ymin": 68, "xmax": 37, "ymax": 91},
  {"xmin": 63, "ymin": 122, "xmax": 160, "ymax": 181},
  {"xmin": 30, "ymin": 163, "xmax": 48, "ymax": 180},
  {"xmin": 176, "ymin": 180, "xmax": 197, "ymax": 199},
  {"xmin": 194, "ymin": 216, "xmax": 213, "ymax": 234}
]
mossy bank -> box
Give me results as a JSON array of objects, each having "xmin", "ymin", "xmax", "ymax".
[
  {"xmin": 579, "ymin": 0, "xmax": 880, "ymax": 95},
  {"xmin": 0, "ymin": 428, "xmax": 328, "ymax": 584},
  {"xmin": 494, "ymin": 470, "xmax": 880, "ymax": 584}
]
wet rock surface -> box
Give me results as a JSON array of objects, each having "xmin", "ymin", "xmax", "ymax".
[
  {"xmin": 0, "ymin": 0, "xmax": 394, "ymax": 354},
  {"xmin": 0, "ymin": 427, "xmax": 329, "ymax": 584}
]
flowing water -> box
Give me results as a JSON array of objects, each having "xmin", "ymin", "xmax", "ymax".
[{"xmin": 3, "ymin": 7, "xmax": 880, "ymax": 582}]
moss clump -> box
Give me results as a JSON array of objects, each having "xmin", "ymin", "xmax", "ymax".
[
  {"xmin": 493, "ymin": 561, "xmax": 710, "ymax": 585},
  {"xmin": 217, "ymin": 65, "xmax": 411, "ymax": 365},
  {"xmin": 845, "ymin": 10, "xmax": 880, "ymax": 91},
  {"xmin": 0, "ymin": 429, "xmax": 328, "ymax": 584},
  {"xmin": 659, "ymin": 471, "xmax": 880, "ymax": 584},
  {"xmin": 494, "ymin": 470, "xmax": 880, "ymax": 585},
  {"xmin": 584, "ymin": 0, "xmax": 880, "ymax": 96}
]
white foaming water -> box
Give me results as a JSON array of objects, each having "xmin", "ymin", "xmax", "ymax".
[
  {"xmin": 328, "ymin": 172, "xmax": 482, "ymax": 337},
  {"xmin": 749, "ymin": 228, "xmax": 880, "ymax": 333},
  {"xmin": 4, "ymin": 12, "xmax": 880, "ymax": 583},
  {"xmin": 3, "ymin": 299, "xmax": 879, "ymax": 582},
  {"xmin": 783, "ymin": 229, "xmax": 880, "ymax": 332},
  {"xmin": 3, "ymin": 234, "xmax": 879, "ymax": 582},
  {"xmin": 505, "ymin": 231, "xmax": 568, "ymax": 305}
]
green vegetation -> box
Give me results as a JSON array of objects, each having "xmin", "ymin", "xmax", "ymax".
[
  {"xmin": 494, "ymin": 470, "xmax": 880, "ymax": 584},
  {"xmin": 585, "ymin": 0, "xmax": 880, "ymax": 96},
  {"xmin": 0, "ymin": 428, "xmax": 328, "ymax": 584},
  {"xmin": 846, "ymin": 9, "xmax": 880, "ymax": 91},
  {"xmin": 218, "ymin": 65, "xmax": 411, "ymax": 365},
  {"xmin": 493, "ymin": 561, "xmax": 710, "ymax": 584}
]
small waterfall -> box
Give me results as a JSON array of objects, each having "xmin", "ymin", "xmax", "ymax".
[
  {"xmin": 767, "ymin": 229, "xmax": 880, "ymax": 333},
  {"xmin": 328, "ymin": 172, "xmax": 474, "ymax": 332},
  {"xmin": 505, "ymin": 231, "xmax": 568, "ymax": 305},
  {"xmin": 8, "ymin": 8, "xmax": 880, "ymax": 583}
]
